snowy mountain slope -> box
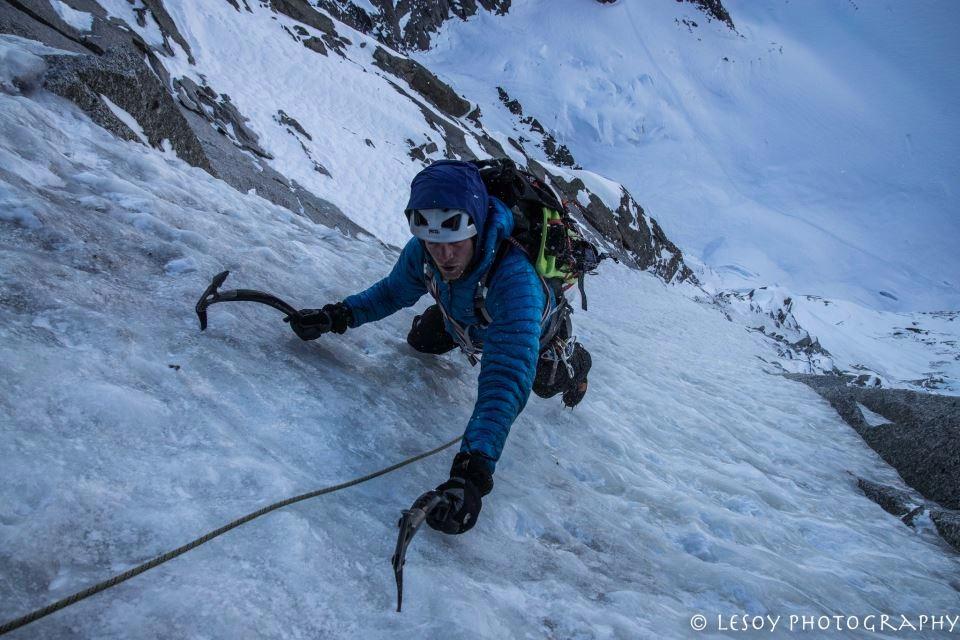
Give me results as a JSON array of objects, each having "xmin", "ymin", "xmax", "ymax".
[
  {"xmin": 416, "ymin": 0, "xmax": 960, "ymax": 312},
  {"xmin": 2, "ymin": 0, "xmax": 694, "ymax": 285},
  {"xmin": 2, "ymin": 43, "xmax": 960, "ymax": 639},
  {"xmin": 14, "ymin": 0, "xmax": 952, "ymax": 395},
  {"xmin": 711, "ymin": 286, "xmax": 960, "ymax": 395},
  {"xmin": 104, "ymin": 0, "xmax": 465, "ymax": 246}
]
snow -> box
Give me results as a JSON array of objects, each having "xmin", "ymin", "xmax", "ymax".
[
  {"xmin": 856, "ymin": 403, "xmax": 891, "ymax": 428},
  {"xmin": 0, "ymin": 35, "xmax": 54, "ymax": 95},
  {"xmin": 99, "ymin": 94, "xmax": 150, "ymax": 145},
  {"xmin": 98, "ymin": 0, "xmax": 167, "ymax": 49},
  {"xmin": 351, "ymin": 0, "xmax": 378, "ymax": 16},
  {"xmin": 417, "ymin": 0, "xmax": 960, "ymax": 312},
  {"xmin": 51, "ymin": 0, "xmax": 94, "ymax": 32},
  {"xmin": 576, "ymin": 189, "xmax": 590, "ymax": 209},
  {"xmin": 550, "ymin": 165, "xmax": 624, "ymax": 212},
  {"xmin": 711, "ymin": 284, "xmax": 960, "ymax": 393},
  {"xmin": 147, "ymin": 1, "xmax": 461, "ymax": 249},
  {"xmin": 791, "ymin": 296, "xmax": 960, "ymax": 394},
  {"xmin": 1, "ymin": 45, "xmax": 958, "ymax": 637}
]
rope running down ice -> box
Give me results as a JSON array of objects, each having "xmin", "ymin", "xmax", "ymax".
[{"xmin": 0, "ymin": 435, "xmax": 462, "ymax": 636}]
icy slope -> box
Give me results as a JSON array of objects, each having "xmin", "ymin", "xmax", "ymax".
[
  {"xmin": 2, "ymin": 51, "xmax": 959, "ymax": 639},
  {"xmin": 417, "ymin": 0, "xmax": 960, "ymax": 311},
  {"xmin": 98, "ymin": 0, "xmax": 463, "ymax": 246}
]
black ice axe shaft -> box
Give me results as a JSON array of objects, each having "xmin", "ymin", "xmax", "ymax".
[
  {"xmin": 195, "ymin": 270, "xmax": 300, "ymax": 330},
  {"xmin": 391, "ymin": 492, "xmax": 447, "ymax": 613}
]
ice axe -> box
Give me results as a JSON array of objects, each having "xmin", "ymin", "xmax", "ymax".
[
  {"xmin": 391, "ymin": 491, "xmax": 449, "ymax": 612},
  {"xmin": 195, "ymin": 270, "xmax": 301, "ymax": 330}
]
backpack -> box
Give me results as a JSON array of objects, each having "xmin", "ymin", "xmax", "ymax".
[{"xmin": 470, "ymin": 158, "xmax": 607, "ymax": 311}]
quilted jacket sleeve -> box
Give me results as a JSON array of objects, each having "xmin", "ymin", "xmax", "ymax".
[
  {"xmin": 343, "ymin": 238, "xmax": 428, "ymax": 327},
  {"xmin": 461, "ymin": 250, "xmax": 545, "ymax": 473}
]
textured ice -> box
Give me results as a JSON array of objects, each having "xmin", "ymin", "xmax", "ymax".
[
  {"xmin": 0, "ymin": 37, "xmax": 47, "ymax": 95},
  {"xmin": 1, "ymin": 56, "xmax": 958, "ymax": 639}
]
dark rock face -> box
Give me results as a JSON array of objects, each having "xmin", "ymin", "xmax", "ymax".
[
  {"xmin": 497, "ymin": 86, "xmax": 523, "ymax": 115},
  {"xmin": 140, "ymin": 0, "xmax": 195, "ymax": 62},
  {"xmin": 541, "ymin": 133, "xmax": 576, "ymax": 168},
  {"xmin": 545, "ymin": 170, "xmax": 696, "ymax": 284},
  {"xmin": 42, "ymin": 36, "xmax": 213, "ymax": 172},
  {"xmin": 372, "ymin": 46, "xmax": 470, "ymax": 118},
  {"xmin": 854, "ymin": 477, "xmax": 959, "ymax": 551},
  {"xmin": 302, "ymin": 36, "xmax": 328, "ymax": 55},
  {"xmin": 856, "ymin": 478, "xmax": 924, "ymax": 524},
  {"xmin": 496, "ymin": 87, "xmax": 578, "ymax": 168},
  {"xmin": 266, "ymin": 0, "xmax": 352, "ymax": 55},
  {"xmin": 271, "ymin": 0, "xmax": 338, "ymax": 33},
  {"xmin": 789, "ymin": 374, "xmax": 960, "ymax": 551},
  {"xmin": 930, "ymin": 511, "xmax": 960, "ymax": 553},
  {"xmin": 406, "ymin": 138, "xmax": 439, "ymax": 163},
  {"xmin": 1, "ymin": 0, "xmax": 105, "ymax": 55},
  {"xmin": 788, "ymin": 375, "xmax": 960, "ymax": 512},
  {"xmin": 315, "ymin": 0, "xmax": 511, "ymax": 52},
  {"xmin": 317, "ymin": 0, "xmax": 375, "ymax": 35},
  {"xmin": 0, "ymin": 0, "xmax": 199, "ymax": 161},
  {"xmin": 174, "ymin": 77, "xmax": 273, "ymax": 159},
  {"xmin": 678, "ymin": 0, "xmax": 735, "ymax": 30},
  {"xmin": 277, "ymin": 110, "xmax": 312, "ymax": 140}
]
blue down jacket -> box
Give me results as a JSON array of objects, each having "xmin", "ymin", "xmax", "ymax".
[{"xmin": 343, "ymin": 161, "xmax": 552, "ymax": 473}]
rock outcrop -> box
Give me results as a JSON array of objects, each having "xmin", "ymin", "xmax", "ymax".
[
  {"xmin": 268, "ymin": 0, "xmax": 351, "ymax": 55},
  {"xmin": 316, "ymin": 0, "xmax": 511, "ymax": 52},
  {"xmin": 372, "ymin": 45, "xmax": 470, "ymax": 118},
  {"xmin": 712, "ymin": 288, "xmax": 836, "ymax": 373},
  {"xmin": 545, "ymin": 169, "xmax": 696, "ymax": 284},
  {"xmin": 680, "ymin": 0, "xmax": 735, "ymax": 30},
  {"xmin": 496, "ymin": 86, "xmax": 577, "ymax": 168},
  {"xmin": 788, "ymin": 374, "xmax": 960, "ymax": 551},
  {"xmin": 1, "ymin": 0, "xmax": 362, "ymax": 236}
]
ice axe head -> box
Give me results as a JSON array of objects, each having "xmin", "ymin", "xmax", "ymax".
[{"xmin": 196, "ymin": 270, "xmax": 230, "ymax": 331}]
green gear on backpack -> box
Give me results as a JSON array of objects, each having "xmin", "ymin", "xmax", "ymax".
[
  {"xmin": 470, "ymin": 158, "xmax": 609, "ymax": 309},
  {"xmin": 535, "ymin": 207, "xmax": 569, "ymax": 281}
]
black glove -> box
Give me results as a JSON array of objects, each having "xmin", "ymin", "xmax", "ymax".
[
  {"xmin": 285, "ymin": 302, "xmax": 352, "ymax": 341},
  {"xmin": 426, "ymin": 452, "xmax": 493, "ymax": 535}
]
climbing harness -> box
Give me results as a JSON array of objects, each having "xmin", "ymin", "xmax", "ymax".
[{"xmin": 422, "ymin": 238, "xmax": 569, "ymax": 366}]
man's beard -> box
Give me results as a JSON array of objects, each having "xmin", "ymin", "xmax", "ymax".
[{"xmin": 440, "ymin": 265, "xmax": 466, "ymax": 282}]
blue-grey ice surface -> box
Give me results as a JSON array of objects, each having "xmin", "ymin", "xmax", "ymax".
[{"xmin": 1, "ymin": 40, "xmax": 958, "ymax": 640}]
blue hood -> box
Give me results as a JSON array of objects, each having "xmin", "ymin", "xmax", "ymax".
[{"xmin": 405, "ymin": 160, "xmax": 490, "ymax": 236}]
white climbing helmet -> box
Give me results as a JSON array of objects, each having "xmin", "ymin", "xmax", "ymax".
[{"xmin": 406, "ymin": 208, "xmax": 477, "ymax": 243}]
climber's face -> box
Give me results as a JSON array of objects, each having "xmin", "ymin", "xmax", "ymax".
[{"xmin": 425, "ymin": 238, "xmax": 475, "ymax": 282}]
